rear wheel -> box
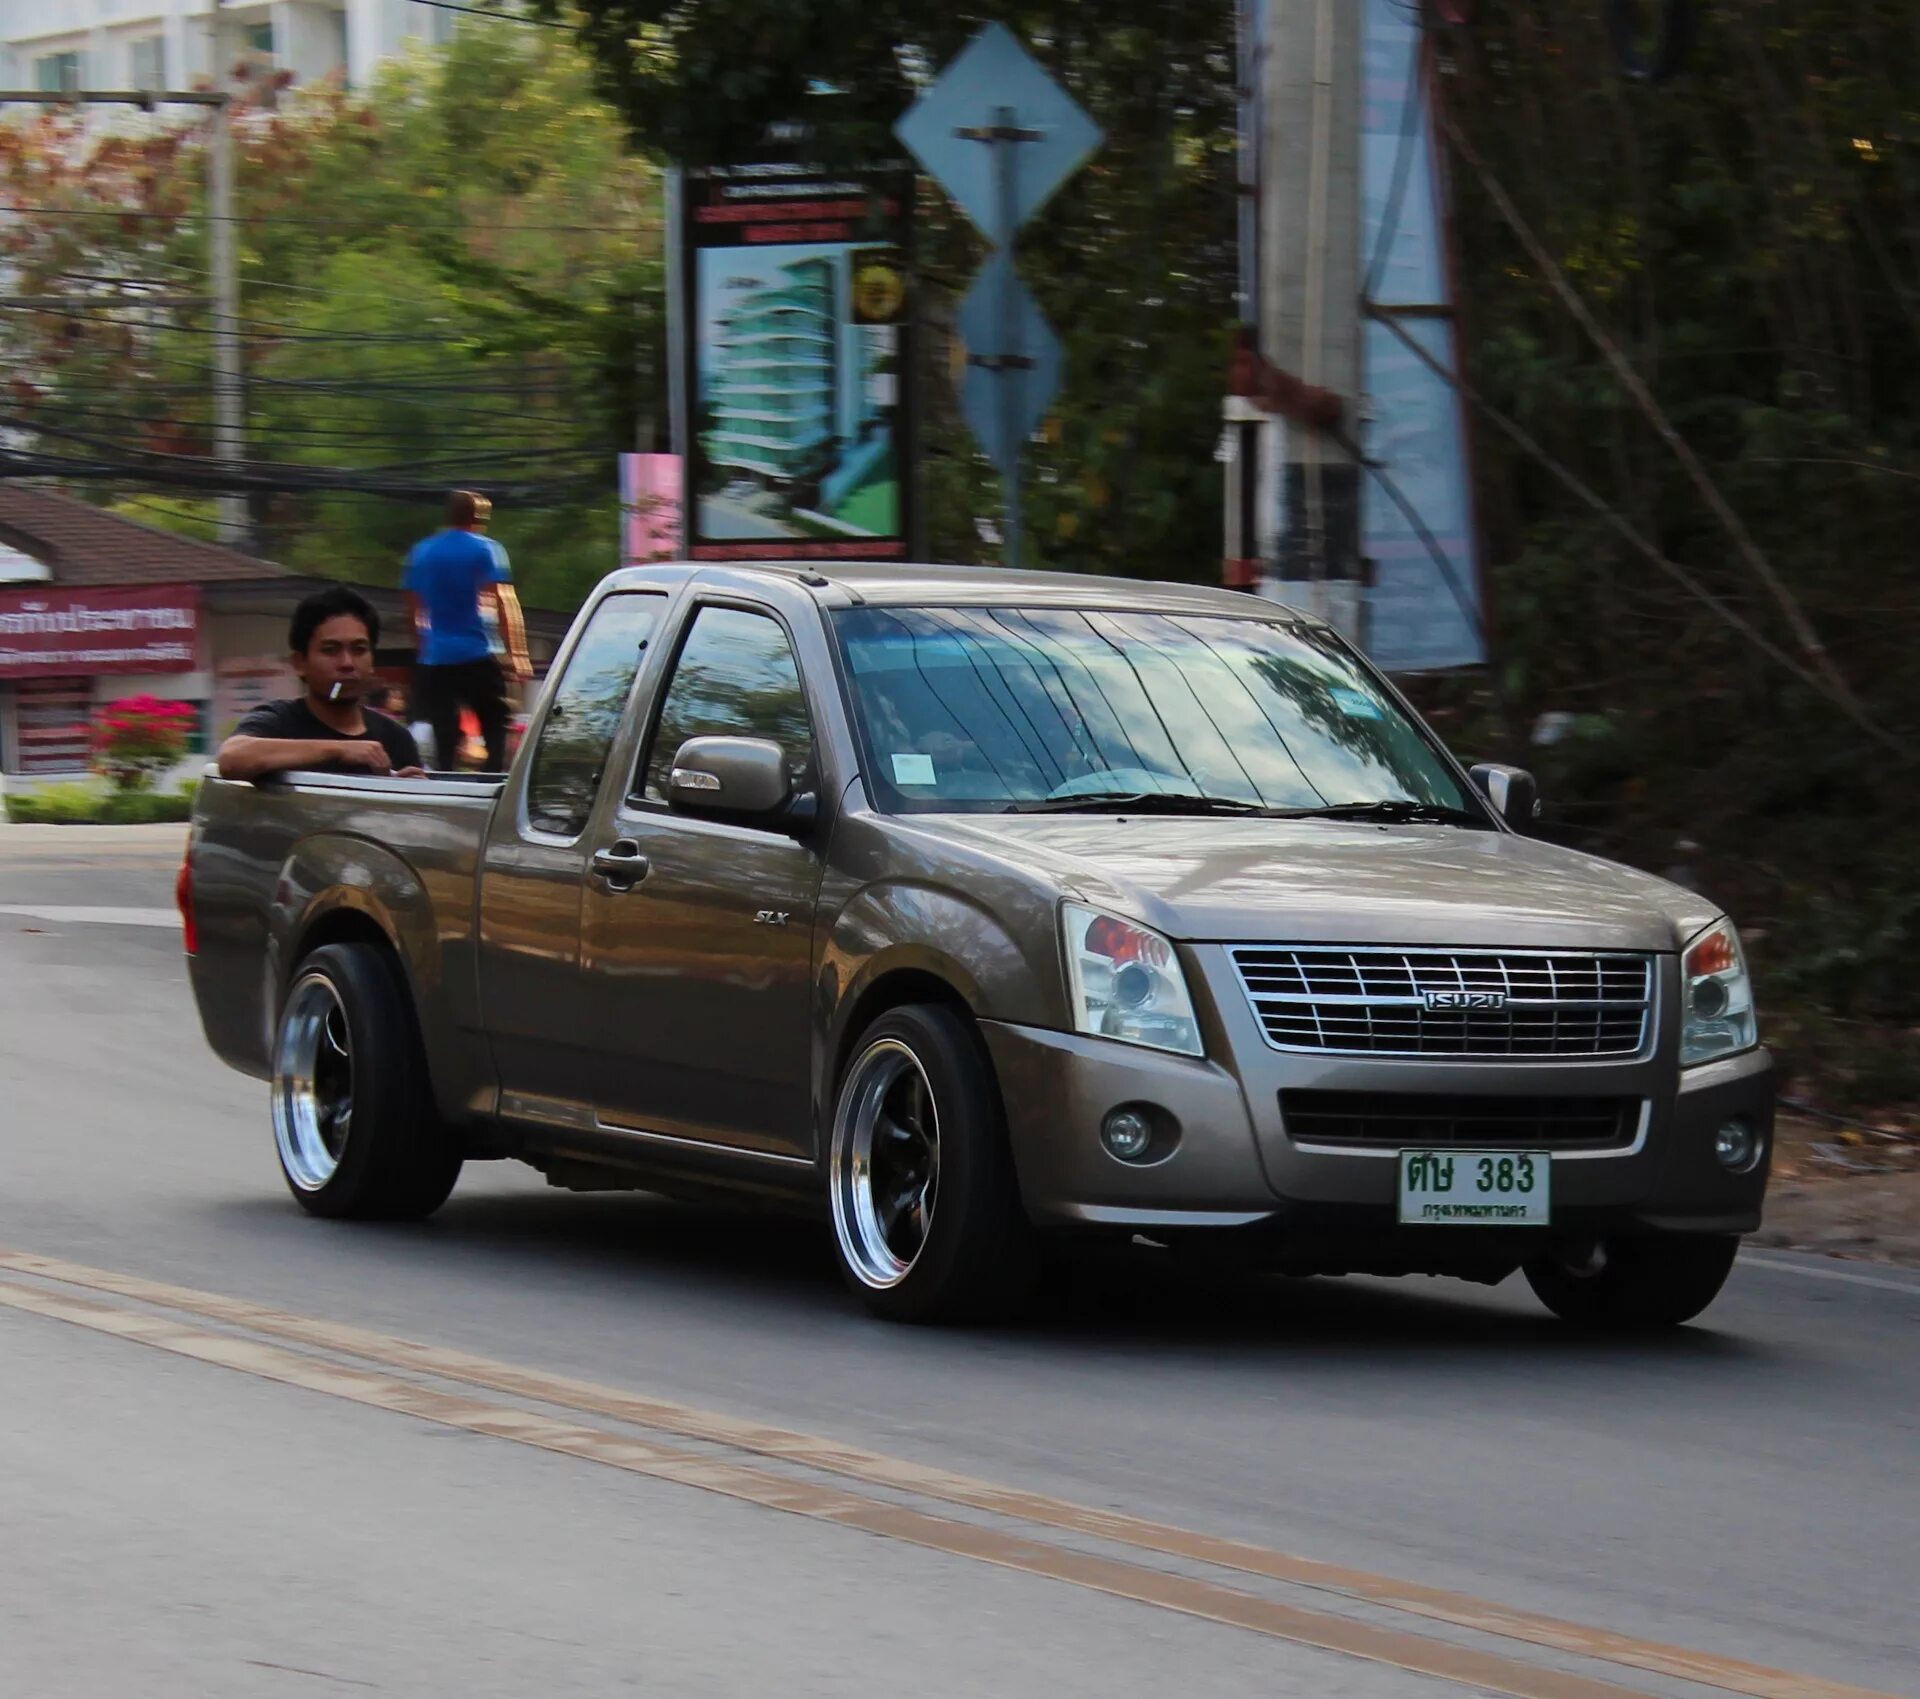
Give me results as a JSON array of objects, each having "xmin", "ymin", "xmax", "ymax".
[
  {"xmin": 272, "ymin": 942, "xmax": 462, "ymax": 1220},
  {"xmin": 827, "ymin": 1004, "xmax": 1033, "ymax": 1323},
  {"xmin": 1524, "ymin": 1233, "xmax": 1738, "ymax": 1330}
]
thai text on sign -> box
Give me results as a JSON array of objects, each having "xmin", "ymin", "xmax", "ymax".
[{"xmin": 0, "ymin": 585, "xmax": 201, "ymax": 678}]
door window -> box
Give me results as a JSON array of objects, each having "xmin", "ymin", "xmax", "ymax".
[
  {"xmin": 638, "ymin": 607, "xmax": 814, "ymax": 805},
  {"xmin": 523, "ymin": 593, "xmax": 663, "ymax": 838}
]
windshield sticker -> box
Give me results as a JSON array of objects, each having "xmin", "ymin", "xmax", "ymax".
[
  {"xmin": 891, "ymin": 753, "xmax": 937, "ymax": 786},
  {"xmin": 1330, "ymin": 686, "xmax": 1384, "ymax": 720}
]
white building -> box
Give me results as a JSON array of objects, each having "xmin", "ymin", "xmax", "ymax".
[{"xmin": 0, "ymin": 0, "xmax": 457, "ymax": 104}]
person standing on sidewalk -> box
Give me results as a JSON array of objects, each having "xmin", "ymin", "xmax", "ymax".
[{"xmin": 404, "ymin": 490, "xmax": 532, "ymax": 771}]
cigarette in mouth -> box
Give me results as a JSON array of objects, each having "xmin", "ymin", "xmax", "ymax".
[{"xmin": 328, "ymin": 682, "xmax": 343, "ymax": 702}]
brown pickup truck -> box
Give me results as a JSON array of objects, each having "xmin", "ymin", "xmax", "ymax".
[{"xmin": 183, "ymin": 562, "xmax": 1772, "ymax": 1325}]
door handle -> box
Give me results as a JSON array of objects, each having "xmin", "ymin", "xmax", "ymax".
[{"xmin": 591, "ymin": 840, "xmax": 649, "ymax": 889}]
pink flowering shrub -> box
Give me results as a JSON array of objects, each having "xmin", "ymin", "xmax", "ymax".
[{"xmin": 92, "ymin": 695, "xmax": 197, "ymax": 791}]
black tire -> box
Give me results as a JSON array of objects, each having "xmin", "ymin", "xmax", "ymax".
[
  {"xmin": 1524, "ymin": 1233, "xmax": 1738, "ymax": 1330},
  {"xmin": 826, "ymin": 1003, "xmax": 1034, "ymax": 1323},
  {"xmin": 270, "ymin": 942, "xmax": 463, "ymax": 1221}
]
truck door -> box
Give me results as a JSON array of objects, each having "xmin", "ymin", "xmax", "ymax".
[
  {"xmin": 477, "ymin": 591, "xmax": 667, "ymax": 1123},
  {"xmin": 580, "ymin": 599, "xmax": 824, "ymax": 1161}
]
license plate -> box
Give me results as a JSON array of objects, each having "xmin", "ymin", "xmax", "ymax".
[{"xmin": 1398, "ymin": 1149, "xmax": 1550, "ymax": 1226}]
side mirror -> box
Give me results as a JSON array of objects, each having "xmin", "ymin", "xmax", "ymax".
[
  {"xmin": 666, "ymin": 735, "xmax": 792, "ymax": 821},
  {"xmin": 1469, "ymin": 763, "xmax": 1541, "ymax": 831}
]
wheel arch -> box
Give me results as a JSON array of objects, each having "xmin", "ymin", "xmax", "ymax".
[
  {"xmin": 815, "ymin": 954, "xmax": 986, "ymax": 1163},
  {"xmin": 290, "ymin": 903, "xmax": 399, "ymax": 972},
  {"xmin": 267, "ymin": 835, "xmax": 476, "ymax": 1125},
  {"xmin": 831, "ymin": 966, "xmax": 974, "ymax": 1093}
]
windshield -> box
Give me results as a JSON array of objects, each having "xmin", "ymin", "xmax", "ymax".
[{"xmin": 831, "ymin": 606, "xmax": 1482, "ymax": 817}]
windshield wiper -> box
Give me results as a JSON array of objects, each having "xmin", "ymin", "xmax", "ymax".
[
  {"xmin": 1009, "ymin": 791, "xmax": 1268, "ymax": 817},
  {"xmin": 1276, "ymin": 799, "xmax": 1487, "ymax": 826}
]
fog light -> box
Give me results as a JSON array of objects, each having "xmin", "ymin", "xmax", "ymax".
[
  {"xmin": 1714, "ymin": 1117, "xmax": 1761, "ymax": 1172},
  {"xmin": 1101, "ymin": 1107, "xmax": 1156, "ymax": 1163}
]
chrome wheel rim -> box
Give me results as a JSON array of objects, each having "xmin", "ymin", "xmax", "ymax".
[
  {"xmin": 273, "ymin": 972, "xmax": 354, "ymax": 1192},
  {"xmin": 830, "ymin": 1039, "xmax": 940, "ymax": 1289}
]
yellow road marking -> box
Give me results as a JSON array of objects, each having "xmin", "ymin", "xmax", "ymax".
[
  {"xmin": 0, "ymin": 1250, "xmax": 1902, "ymax": 1699},
  {"xmin": 0, "ymin": 1271, "xmax": 1658, "ymax": 1699}
]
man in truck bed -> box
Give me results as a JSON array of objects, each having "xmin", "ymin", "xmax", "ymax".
[{"xmin": 217, "ymin": 587, "xmax": 423, "ymax": 781}]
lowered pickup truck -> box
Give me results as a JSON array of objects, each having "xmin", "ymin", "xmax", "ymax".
[{"xmin": 184, "ymin": 562, "xmax": 1772, "ymax": 1325}]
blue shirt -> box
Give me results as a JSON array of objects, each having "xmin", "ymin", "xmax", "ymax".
[{"xmin": 404, "ymin": 529, "xmax": 511, "ymax": 666}]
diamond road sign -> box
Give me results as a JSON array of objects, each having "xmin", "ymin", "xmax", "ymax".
[
  {"xmin": 893, "ymin": 23, "xmax": 1103, "ymax": 245},
  {"xmin": 956, "ymin": 253, "xmax": 1063, "ymax": 476},
  {"xmin": 894, "ymin": 23, "xmax": 1101, "ymax": 564}
]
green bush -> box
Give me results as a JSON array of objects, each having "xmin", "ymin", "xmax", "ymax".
[{"xmin": 3, "ymin": 779, "xmax": 195, "ymax": 825}]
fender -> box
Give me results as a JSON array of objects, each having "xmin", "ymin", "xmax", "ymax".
[
  {"xmin": 272, "ymin": 833, "xmax": 495, "ymax": 1126},
  {"xmin": 812, "ymin": 876, "xmax": 1066, "ymax": 1150}
]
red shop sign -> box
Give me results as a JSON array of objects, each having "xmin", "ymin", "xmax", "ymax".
[{"xmin": 0, "ymin": 584, "xmax": 201, "ymax": 679}]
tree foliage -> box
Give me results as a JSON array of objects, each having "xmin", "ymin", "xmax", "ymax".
[
  {"xmin": 1435, "ymin": 1, "xmax": 1920, "ymax": 1104},
  {"xmin": 0, "ymin": 28, "xmax": 661, "ymax": 612}
]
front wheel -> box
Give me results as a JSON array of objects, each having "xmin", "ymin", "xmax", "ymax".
[
  {"xmin": 271, "ymin": 942, "xmax": 462, "ymax": 1220},
  {"xmin": 1524, "ymin": 1233, "xmax": 1739, "ymax": 1330},
  {"xmin": 827, "ymin": 1004, "xmax": 1033, "ymax": 1323}
]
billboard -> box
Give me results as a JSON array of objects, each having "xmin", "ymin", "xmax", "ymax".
[
  {"xmin": 0, "ymin": 584, "xmax": 200, "ymax": 678},
  {"xmin": 679, "ymin": 157, "xmax": 913, "ymax": 562}
]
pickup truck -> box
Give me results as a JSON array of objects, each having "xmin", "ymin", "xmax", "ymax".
[{"xmin": 183, "ymin": 562, "xmax": 1773, "ymax": 1326}]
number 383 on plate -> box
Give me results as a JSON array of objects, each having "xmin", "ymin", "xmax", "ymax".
[{"xmin": 1398, "ymin": 1149, "xmax": 1550, "ymax": 1225}]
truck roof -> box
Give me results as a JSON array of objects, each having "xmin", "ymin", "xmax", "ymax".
[{"xmin": 599, "ymin": 560, "xmax": 1327, "ymax": 624}]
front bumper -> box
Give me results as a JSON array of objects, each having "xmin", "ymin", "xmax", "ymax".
[{"xmin": 978, "ymin": 1014, "xmax": 1774, "ymax": 1242}]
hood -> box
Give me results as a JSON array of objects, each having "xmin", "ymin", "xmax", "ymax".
[{"xmin": 921, "ymin": 814, "xmax": 1718, "ymax": 951}]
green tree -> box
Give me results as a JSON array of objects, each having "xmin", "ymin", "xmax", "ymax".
[
  {"xmin": 1435, "ymin": 2, "xmax": 1920, "ymax": 1105},
  {"xmin": 0, "ymin": 26, "xmax": 661, "ymax": 614}
]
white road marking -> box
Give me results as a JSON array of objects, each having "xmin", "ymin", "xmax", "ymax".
[
  {"xmin": 0, "ymin": 904, "xmax": 181, "ymax": 929},
  {"xmin": 1738, "ymin": 1251, "xmax": 1920, "ymax": 1296}
]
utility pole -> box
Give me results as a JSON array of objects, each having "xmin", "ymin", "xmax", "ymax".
[
  {"xmin": 1224, "ymin": 0, "xmax": 1364, "ymax": 640},
  {"xmin": 989, "ymin": 108, "xmax": 1027, "ymax": 570},
  {"xmin": 207, "ymin": 0, "xmax": 248, "ymax": 546},
  {"xmin": 1265, "ymin": 0, "xmax": 1363, "ymax": 638}
]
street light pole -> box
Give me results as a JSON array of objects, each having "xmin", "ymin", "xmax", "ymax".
[
  {"xmin": 207, "ymin": 0, "xmax": 247, "ymax": 546},
  {"xmin": 1251, "ymin": 0, "xmax": 1364, "ymax": 639},
  {"xmin": 991, "ymin": 107, "xmax": 1024, "ymax": 571}
]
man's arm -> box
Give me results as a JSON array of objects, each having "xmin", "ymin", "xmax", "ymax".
[
  {"xmin": 217, "ymin": 736, "xmax": 395, "ymax": 781},
  {"xmin": 488, "ymin": 581, "xmax": 533, "ymax": 682}
]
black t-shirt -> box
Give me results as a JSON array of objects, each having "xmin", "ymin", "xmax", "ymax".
[{"xmin": 233, "ymin": 697, "xmax": 421, "ymax": 773}]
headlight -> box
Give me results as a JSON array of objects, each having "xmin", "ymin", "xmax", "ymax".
[
  {"xmin": 1680, "ymin": 918, "xmax": 1757, "ymax": 1066},
  {"xmin": 1063, "ymin": 904, "xmax": 1204, "ymax": 1057}
]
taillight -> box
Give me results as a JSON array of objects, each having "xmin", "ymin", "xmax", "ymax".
[{"xmin": 176, "ymin": 856, "xmax": 197, "ymax": 956}]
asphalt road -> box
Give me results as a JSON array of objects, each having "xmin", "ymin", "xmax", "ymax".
[{"xmin": 0, "ymin": 823, "xmax": 1915, "ymax": 1699}]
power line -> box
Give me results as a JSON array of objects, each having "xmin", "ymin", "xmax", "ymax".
[
  {"xmin": 405, "ymin": 0, "xmax": 578, "ymax": 29},
  {"xmin": 0, "ymin": 439, "xmax": 604, "ymax": 502},
  {"xmin": 3, "ymin": 202, "xmax": 655, "ymax": 235},
  {"xmin": 0, "ymin": 299, "xmax": 493, "ymax": 346}
]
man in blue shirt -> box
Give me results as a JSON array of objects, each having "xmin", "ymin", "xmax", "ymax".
[{"xmin": 403, "ymin": 490, "xmax": 531, "ymax": 771}]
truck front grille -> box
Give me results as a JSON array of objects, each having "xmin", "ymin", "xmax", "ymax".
[
  {"xmin": 1279, "ymin": 1090, "xmax": 1640, "ymax": 1149},
  {"xmin": 1230, "ymin": 946, "xmax": 1653, "ymax": 1057}
]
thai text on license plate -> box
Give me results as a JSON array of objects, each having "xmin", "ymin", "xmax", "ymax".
[{"xmin": 1398, "ymin": 1149, "xmax": 1550, "ymax": 1226}]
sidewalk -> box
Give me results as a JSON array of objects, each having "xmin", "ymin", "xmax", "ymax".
[{"xmin": 0, "ymin": 822, "xmax": 188, "ymax": 857}]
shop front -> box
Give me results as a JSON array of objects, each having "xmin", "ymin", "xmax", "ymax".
[{"xmin": 0, "ymin": 583, "xmax": 206, "ymax": 777}]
